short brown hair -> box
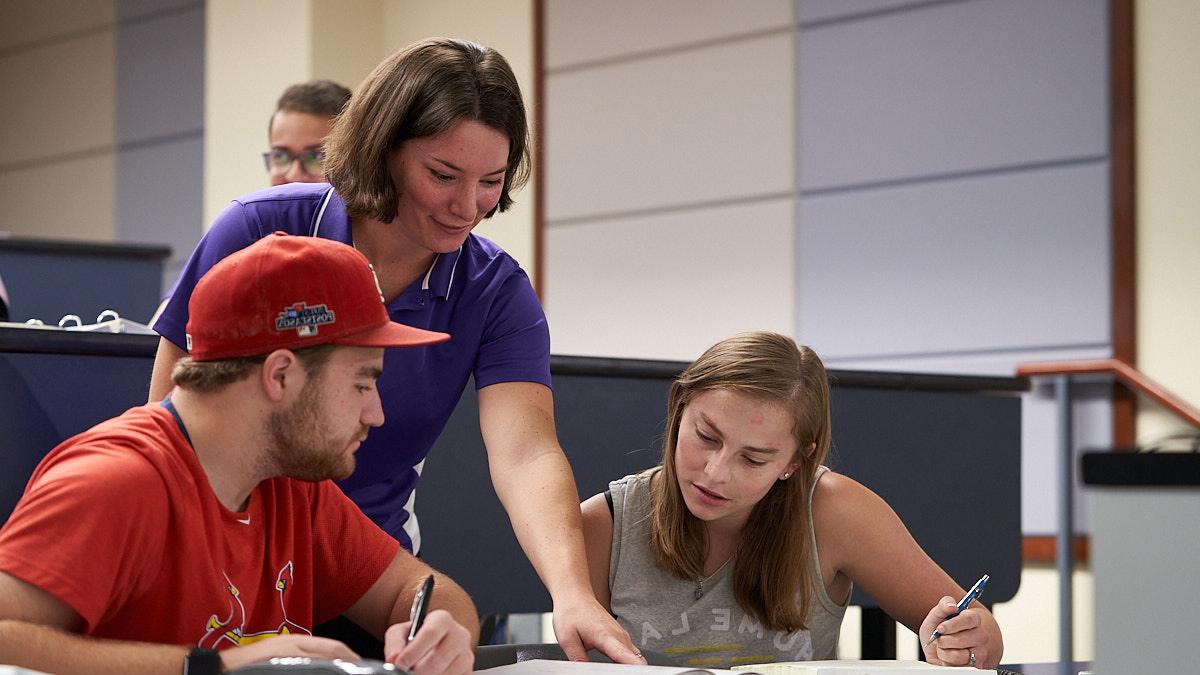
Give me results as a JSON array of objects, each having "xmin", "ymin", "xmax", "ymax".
[
  {"xmin": 270, "ymin": 79, "xmax": 352, "ymax": 137},
  {"xmin": 172, "ymin": 344, "xmax": 337, "ymax": 394},
  {"xmin": 649, "ymin": 332, "xmax": 832, "ymax": 633},
  {"xmin": 323, "ymin": 38, "xmax": 530, "ymax": 223}
]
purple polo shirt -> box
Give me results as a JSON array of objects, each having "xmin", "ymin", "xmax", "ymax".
[{"xmin": 154, "ymin": 182, "xmax": 551, "ymax": 552}]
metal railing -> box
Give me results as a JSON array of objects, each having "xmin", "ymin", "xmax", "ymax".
[{"xmin": 1015, "ymin": 358, "xmax": 1200, "ymax": 664}]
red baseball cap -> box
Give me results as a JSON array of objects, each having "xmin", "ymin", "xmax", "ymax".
[{"xmin": 185, "ymin": 232, "xmax": 450, "ymax": 361}]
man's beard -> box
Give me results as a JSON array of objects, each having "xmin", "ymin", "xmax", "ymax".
[{"xmin": 266, "ymin": 377, "xmax": 364, "ymax": 482}]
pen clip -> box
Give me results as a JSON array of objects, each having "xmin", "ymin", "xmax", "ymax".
[{"xmin": 406, "ymin": 574, "xmax": 435, "ymax": 644}]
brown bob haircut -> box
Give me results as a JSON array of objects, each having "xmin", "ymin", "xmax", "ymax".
[
  {"xmin": 323, "ymin": 38, "xmax": 531, "ymax": 224},
  {"xmin": 649, "ymin": 331, "xmax": 833, "ymax": 633}
]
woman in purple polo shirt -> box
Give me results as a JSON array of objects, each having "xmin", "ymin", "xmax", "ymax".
[{"xmin": 148, "ymin": 38, "xmax": 642, "ymax": 665}]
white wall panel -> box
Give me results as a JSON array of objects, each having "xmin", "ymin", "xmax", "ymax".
[
  {"xmin": 0, "ymin": 33, "xmax": 116, "ymax": 166},
  {"xmin": 545, "ymin": 198, "xmax": 794, "ymax": 360},
  {"xmin": 546, "ymin": 0, "xmax": 791, "ymax": 70},
  {"xmin": 798, "ymin": 161, "xmax": 1110, "ymax": 360},
  {"xmin": 546, "ymin": 33, "xmax": 794, "ymax": 223},
  {"xmin": 799, "ymin": 0, "xmax": 1107, "ymax": 190},
  {"xmin": 1135, "ymin": 0, "xmax": 1200, "ymax": 444},
  {"xmin": 0, "ymin": 153, "xmax": 117, "ymax": 241}
]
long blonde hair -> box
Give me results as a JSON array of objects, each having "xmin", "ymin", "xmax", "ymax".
[{"xmin": 649, "ymin": 332, "xmax": 832, "ymax": 632}]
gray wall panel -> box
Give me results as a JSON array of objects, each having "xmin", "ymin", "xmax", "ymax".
[
  {"xmin": 115, "ymin": 0, "xmax": 204, "ymax": 300},
  {"xmin": 797, "ymin": 161, "xmax": 1110, "ymax": 359},
  {"xmin": 116, "ymin": 4, "xmax": 204, "ymax": 144},
  {"xmin": 118, "ymin": 0, "xmax": 200, "ymax": 22},
  {"xmin": 116, "ymin": 136, "xmax": 202, "ymax": 301},
  {"xmin": 799, "ymin": 0, "xmax": 1107, "ymax": 191},
  {"xmin": 798, "ymin": 0, "xmax": 934, "ymax": 24}
]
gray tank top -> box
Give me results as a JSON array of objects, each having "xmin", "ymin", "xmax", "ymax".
[{"xmin": 608, "ymin": 466, "xmax": 846, "ymax": 669}]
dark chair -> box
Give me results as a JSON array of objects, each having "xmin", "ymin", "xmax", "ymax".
[{"xmin": 473, "ymin": 643, "xmax": 674, "ymax": 670}]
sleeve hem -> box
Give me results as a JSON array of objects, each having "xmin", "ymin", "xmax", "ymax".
[{"xmin": 0, "ymin": 552, "xmax": 102, "ymax": 631}]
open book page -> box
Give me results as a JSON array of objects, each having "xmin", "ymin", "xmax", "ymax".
[
  {"xmin": 475, "ymin": 659, "xmax": 763, "ymax": 674},
  {"xmin": 731, "ymin": 660, "xmax": 995, "ymax": 674}
]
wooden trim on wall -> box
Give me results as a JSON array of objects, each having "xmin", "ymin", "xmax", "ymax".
[
  {"xmin": 532, "ymin": 0, "xmax": 546, "ymax": 301},
  {"xmin": 1023, "ymin": 535, "xmax": 1090, "ymax": 564},
  {"xmin": 1110, "ymin": 0, "xmax": 1137, "ymax": 447}
]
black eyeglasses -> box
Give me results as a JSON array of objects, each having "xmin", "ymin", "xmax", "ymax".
[{"xmin": 263, "ymin": 149, "xmax": 325, "ymax": 176}]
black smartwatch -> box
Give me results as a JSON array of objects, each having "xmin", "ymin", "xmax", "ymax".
[{"xmin": 184, "ymin": 646, "xmax": 223, "ymax": 674}]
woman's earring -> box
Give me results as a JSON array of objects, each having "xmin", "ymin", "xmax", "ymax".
[{"xmin": 779, "ymin": 472, "xmax": 791, "ymax": 480}]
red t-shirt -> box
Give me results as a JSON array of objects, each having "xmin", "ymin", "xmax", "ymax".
[{"xmin": 0, "ymin": 403, "xmax": 399, "ymax": 648}]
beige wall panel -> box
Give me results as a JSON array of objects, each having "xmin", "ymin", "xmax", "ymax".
[
  {"xmin": 204, "ymin": 0, "xmax": 312, "ymax": 226},
  {"xmin": 545, "ymin": 0, "xmax": 791, "ymax": 70},
  {"xmin": 544, "ymin": 198, "xmax": 793, "ymax": 360},
  {"xmin": 1135, "ymin": 0, "xmax": 1200, "ymax": 443},
  {"xmin": 0, "ymin": 0, "xmax": 115, "ymax": 50},
  {"xmin": 0, "ymin": 32, "xmax": 116, "ymax": 167},
  {"xmin": 382, "ymin": 0, "xmax": 532, "ymax": 66},
  {"xmin": 382, "ymin": 0, "xmax": 536, "ymax": 279},
  {"xmin": 545, "ymin": 33, "xmax": 793, "ymax": 223},
  {"xmin": 0, "ymin": 154, "xmax": 117, "ymax": 242},
  {"xmin": 991, "ymin": 565, "xmax": 1095, "ymax": 662},
  {"xmin": 311, "ymin": 0, "xmax": 384, "ymax": 90}
]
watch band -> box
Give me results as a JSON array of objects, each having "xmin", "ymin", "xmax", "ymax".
[{"xmin": 184, "ymin": 646, "xmax": 223, "ymax": 675}]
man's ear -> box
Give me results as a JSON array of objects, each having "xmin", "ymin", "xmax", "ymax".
[{"xmin": 259, "ymin": 349, "xmax": 302, "ymax": 403}]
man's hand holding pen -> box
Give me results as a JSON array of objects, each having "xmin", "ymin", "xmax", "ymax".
[{"xmin": 384, "ymin": 575, "xmax": 473, "ymax": 675}]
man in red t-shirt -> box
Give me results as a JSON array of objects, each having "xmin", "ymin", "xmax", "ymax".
[{"xmin": 0, "ymin": 233, "xmax": 476, "ymax": 675}]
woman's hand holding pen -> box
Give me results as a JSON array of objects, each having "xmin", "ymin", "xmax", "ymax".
[
  {"xmin": 383, "ymin": 610, "xmax": 473, "ymax": 675},
  {"xmin": 919, "ymin": 597, "xmax": 992, "ymax": 669}
]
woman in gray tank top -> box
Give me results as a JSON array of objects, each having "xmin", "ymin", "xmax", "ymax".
[{"xmin": 580, "ymin": 332, "xmax": 1004, "ymax": 670}]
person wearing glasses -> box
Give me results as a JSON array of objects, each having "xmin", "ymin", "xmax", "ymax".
[
  {"xmin": 149, "ymin": 38, "xmax": 644, "ymax": 665},
  {"xmin": 265, "ymin": 80, "xmax": 352, "ymax": 185}
]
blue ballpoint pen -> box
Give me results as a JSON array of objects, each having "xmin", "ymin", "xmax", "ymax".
[{"xmin": 924, "ymin": 573, "xmax": 989, "ymax": 646}]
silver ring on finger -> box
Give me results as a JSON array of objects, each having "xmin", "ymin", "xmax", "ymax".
[{"xmin": 968, "ymin": 649, "xmax": 977, "ymax": 667}]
